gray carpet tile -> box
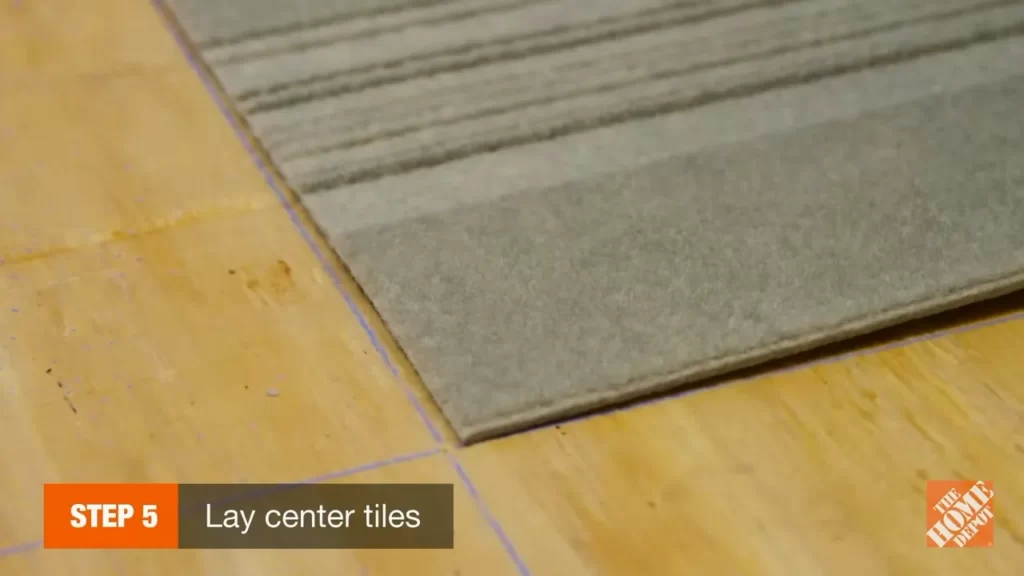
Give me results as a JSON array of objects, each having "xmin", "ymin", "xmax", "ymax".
[{"xmin": 165, "ymin": 0, "xmax": 1024, "ymax": 441}]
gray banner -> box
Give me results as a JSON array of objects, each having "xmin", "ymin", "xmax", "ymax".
[{"xmin": 177, "ymin": 484, "xmax": 454, "ymax": 549}]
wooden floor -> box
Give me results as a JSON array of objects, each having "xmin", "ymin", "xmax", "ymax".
[{"xmin": 2, "ymin": 1, "xmax": 1023, "ymax": 574}]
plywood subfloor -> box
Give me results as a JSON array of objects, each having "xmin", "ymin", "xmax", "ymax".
[{"xmin": 1, "ymin": 1, "xmax": 1022, "ymax": 574}]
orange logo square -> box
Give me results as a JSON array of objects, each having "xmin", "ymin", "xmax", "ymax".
[{"xmin": 926, "ymin": 480, "xmax": 994, "ymax": 548}]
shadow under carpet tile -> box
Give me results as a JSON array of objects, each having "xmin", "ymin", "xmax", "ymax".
[{"xmin": 164, "ymin": 0, "xmax": 1024, "ymax": 443}]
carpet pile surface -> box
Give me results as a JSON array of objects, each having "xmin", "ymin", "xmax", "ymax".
[{"xmin": 165, "ymin": 0, "xmax": 1024, "ymax": 442}]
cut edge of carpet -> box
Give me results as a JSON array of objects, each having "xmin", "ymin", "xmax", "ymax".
[{"xmin": 454, "ymin": 272, "xmax": 1024, "ymax": 444}]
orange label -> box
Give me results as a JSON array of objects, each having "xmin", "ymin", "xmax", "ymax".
[
  {"xmin": 43, "ymin": 483, "xmax": 179, "ymax": 549},
  {"xmin": 926, "ymin": 480, "xmax": 994, "ymax": 548}
]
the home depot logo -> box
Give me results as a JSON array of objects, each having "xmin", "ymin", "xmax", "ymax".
[{"xmin": 926, "ymin": 480, "xmax": 994, "ymax": 548}]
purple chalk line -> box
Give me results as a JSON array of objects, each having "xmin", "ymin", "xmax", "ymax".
[
  {"xmin": 0, "ymin": 540, "xmax": 42, "ymax": 559},
  {"xmin": 182, "ymin": 448, "xmax": 442, "ymax": 513},
  {"xmin": 146, "ymin": 2, "xmax": 531, "ymax": 575}
]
